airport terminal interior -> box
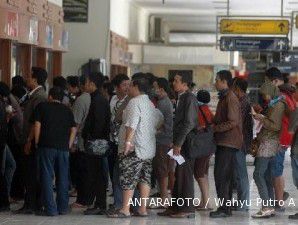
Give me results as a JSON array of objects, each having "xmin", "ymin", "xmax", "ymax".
[{"xmin": 2, "ymin": 0, "xmax": 298, "ymax": 224}]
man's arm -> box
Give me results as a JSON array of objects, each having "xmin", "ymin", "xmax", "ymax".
[
  {"xmin": 25, "ymin": 103, "xmax": 42, "ymax": 154},
  {"xmin": 173, "ymin": 94, "xmax": 198, "ymax": 155},
  {"xmin": 123, "ymin": 100, "xmax": 140, "ymax": 155},
  {"xmin": 124, "ymin": 126, "xmax": 135, "ymax": 155},
  {"xmin": 259, "ymin": 102, "xmax": 285, "ymax": 132},
  {"xmin": 69, "ymin": 127, "xmax": 77, "ymax": 149},
  {"xmin": 214, "ymin": 94, "xmax": 240, "ymax": 133},
  {"xmin": 34, "ymin": 121, "xmax": 41, "ymax": 147}
]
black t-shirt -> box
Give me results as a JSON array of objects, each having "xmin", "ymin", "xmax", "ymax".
[{"xmin": 34, "ymin": 102, "xmax": 76, "ymax": 150}]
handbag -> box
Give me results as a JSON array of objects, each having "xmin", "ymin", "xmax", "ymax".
[
  {"xmin": 249, "ymin": 139, "xmax": 260, "ymax": 157},
  {"xmin": 184, "ymin": 107, "xmax": 216, "ymax": 159},
  {"xmin": 85, "ymin": 139, "xmax": 111, "ymax": 157}
]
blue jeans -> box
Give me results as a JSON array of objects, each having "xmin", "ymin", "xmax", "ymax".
[
  {"xmin": 273, "ymin": 147, "xmax": 287, "ymax": 177},
  {"xmin": 112, "ymin": 158, "xmax": 123, "ymax": 209},
  {"xmin": 291, "ymin": 155, "xmax": 298, "ymax": 189},
  {"xmin": 234, "ymin": 150, "xmax": 250, "ymax": 210},
  {"xmin": 3, "ymin": 145, "xmax": 16, "ymax": 197},
  {"xmin": 253, "ymin": 157, "xmax": 275, "ymax": 207},
  {"xmin": 39, "ymin": 148, "xmax": 69, "ymax": 215}
]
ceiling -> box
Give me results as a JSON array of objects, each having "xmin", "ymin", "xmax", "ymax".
[
  {"xmin": 132, "ymin": 0, "xmax": 298, "ymax": 16},
  {"xmin": 130, "ymin": 0, "xmax": 298, "ymax": 35}
]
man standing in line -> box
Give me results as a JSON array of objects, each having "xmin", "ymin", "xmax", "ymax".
[
  {"xmin": 210, "ymin": 70, "xmax": 243, "ymax": 218},
  {"xmin": 158, "ymin": 73, "xmax": 198, "ymax": 218},
  {"xmin": 231, "ymin": 78, "xmax": 253, "ymax": 212},
  {"xmin": 82, "ymin": 72, "xmax": 111, "ymax": 215},
  {"xmin": 15, "ymin": 67, "xmax": 48, "ymax": 214},
  {"xmin": 34, "ymin": 87, "xmax": 77, "ymax": 216},
  {"xmin": 152, "ymin": 78, "xmax": 174, "ymax": 205},
  {"xmin": 109, "ymin": 74, "xmax": 130, "ymax": 210},
  {"xmin": 70, "ymin": 75, "xmax": 91, "ymax": 209}
]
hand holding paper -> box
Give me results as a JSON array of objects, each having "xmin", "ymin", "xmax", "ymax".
[{"xmin": 167, "ymin": 149, "xmax": 185, "ymax": 165}]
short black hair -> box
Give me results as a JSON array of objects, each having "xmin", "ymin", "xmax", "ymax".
[
  {"xmin": 103, "ymin": 82, "xmax": 115, "ymax": 96},
  {"xmin": 49, "ymin": 87, "xmax": 64, "ymax": 102},
  {"xmin": 176, "ymin": 73, "xmax": 192, "ymax": 87},
  {"xmin": 12, "ymin": 75, "xmax": 26, "ymax": 88},
  {"xmin": 31, "ymin": 67, "xmax": 47, "ymax": 86},
  {"xmin": 145, "ymin": 73, "xmax": 157, "ymax": 85},
  {"xmin": 104, "ymin": 76, "xmax": 110, "ymax": 82},
  {"xmin": 112, "ymin": 74, "xmax": 129, "ymax": 87},
  {"xmin": 156, "ymin": 77, "xmax": 171, "ymax": 95},
  {"xmin": 197, "ymin": 90, "xmax": 211, "ymax": 104},
  {"xmin": 0, "ymin": 82, "xmax": 10, "ymax": 97},
  {"xmin": 132, "ymin": 78, "xmax": 150, "ymax": 94},
  {"xmin": 87, "ymin": 72, "xmax": 105, "ymax": 89},
  {"xmin": 53, "ymin": 76, "xmax": 67, "ymax": 90},
  {"xmin": 266, "ymin": 67, "xmax": 283, "ymax": 81},
  {"xmin": 217, "ymin": 70, "xmax": 233, "ymax": 87},
  {"xmin": 132, "ymin": 72, "xmax": 146, "ymax": 81},
  {"xmin": 232, "ymin": 77, "xmax": 248, "ymax": 93},
  {"xmin": 282, "ymin": 73, "xmax": 290, "ymax": 84},
  {"xmin": 79, "ymin": 75, "xmax": 87, "ymax": 86},
  {"xmin": 67, "ymin": 76, "xmax": 79, "ymax": 88}
]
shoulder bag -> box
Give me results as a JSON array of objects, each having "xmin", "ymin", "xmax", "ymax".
[{"xmin": 184, "ymin": 107, "xmax": 216, "ymax": 159}]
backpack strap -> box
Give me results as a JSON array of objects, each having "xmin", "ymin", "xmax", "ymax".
[{"xmin": 198, "ymin": 106, "xmax": 211, "ymax": 127}]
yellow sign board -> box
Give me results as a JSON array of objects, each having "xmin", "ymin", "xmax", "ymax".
[{"xmin": 220, "ymin": 19, "xmax": 289, "ymax": 35}]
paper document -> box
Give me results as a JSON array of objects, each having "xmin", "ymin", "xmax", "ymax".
[{"xmin": 167, "ymin": 149, "xmax": 186, "ymax": 165}]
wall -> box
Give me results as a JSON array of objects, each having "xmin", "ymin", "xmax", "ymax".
[
  {"xmin": 133, "ymin": 64, "xmax": 215, "ymax": 89},
  {"xmin": 110, "ymin": 0, "xmax": 130, "ymax": 38},
  {"xmin": 110, "ymin": 0, "xmax": 148, "ymax": 43},
  {"xmin": 48, "ymin": 0, "xmax": 62, "ymax": 6},
  {"xmin": 63, "ymin": 0, "xmax": 110, "ymax": 75}
]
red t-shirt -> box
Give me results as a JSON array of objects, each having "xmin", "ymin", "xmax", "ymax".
[{"xmin": 198, "ymin": 105, "xmax": 214, "ymax": 127}]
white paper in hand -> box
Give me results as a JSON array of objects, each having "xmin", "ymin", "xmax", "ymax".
[{"xmin": 167, "ymin": 149, "xmax": 186, "ymax": 165}]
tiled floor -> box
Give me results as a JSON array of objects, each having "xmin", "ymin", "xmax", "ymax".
[{"xmin": 1, "ymin": 152, "xmax": 298, "ymax": 225}]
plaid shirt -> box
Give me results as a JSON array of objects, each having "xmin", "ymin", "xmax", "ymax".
[{"xmin": 239, "ymin": 95, "xmax": 253, "ymax": 153}]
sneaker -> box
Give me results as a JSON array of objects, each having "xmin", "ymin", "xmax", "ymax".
[
  {"xmin": 283, "ymin": 191, "xmax": 290, "ymax": 201},
  {"xmin": 0, "ymin": 206, "xmax": 10, "ymax": 212},
  {"xmin": 289, "ymin": 213, "xmax": 298, "ymax": 220},
  {"xmin": 275, "ymin": 205, "xmax": 285, "ymax": 213},
  {"xmin": 210, "ymin": 209, "xmax": 232, "ymax": 218},
  {"xmin": 252, "ymin": 208, "xmax": 275, "ymax": 218}
]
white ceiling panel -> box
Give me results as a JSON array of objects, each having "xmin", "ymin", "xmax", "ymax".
[{"xmin": 131, "ymin": 0, "xmax": 298, "ymax": 16}]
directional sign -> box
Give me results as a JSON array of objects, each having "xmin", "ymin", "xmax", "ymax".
[
  {"xmin": 220, "ymin": 37, "xmax": 289, "ymax": 52},
  {"xmin": 281, "ymin": 52, "xmax": 298, "ymax": 63},
  {"xmin": 220, "ymin": 19, "xmax": 289, "ymax": 35},
  {"xmin": 270, "ymin": 62, "xmax": 298, "ymax": 73}
]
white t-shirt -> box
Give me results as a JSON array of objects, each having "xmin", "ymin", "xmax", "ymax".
[{"xmin": 118, "ymin": 94, "xmax": 164, "ymax": 160}]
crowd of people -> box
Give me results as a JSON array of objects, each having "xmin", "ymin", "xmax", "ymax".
[{"xmin": 1, "ymin": 66, "xmax": 298, "ymax": 220}]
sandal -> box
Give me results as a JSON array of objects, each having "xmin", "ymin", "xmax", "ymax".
[
  {"xmin": 170, "ymin": 212, "xmax": 195, "ymax": 219},
  {"xmin": 107, "ymin": 210, "xmax": 131, "ymax": 218},
  {"xmin": 71, "ymin": 202, "xmax": 87, "ymax": 209},
  {"xmin": 147, "ymin": 205, "xmax": 166, "ymax": 210},
  {"xmin": 196, "ymin": 206, "xmax": 213, "ymax": 211},
  {"xmin": 133, "ymin": 211, "xmax": 149, "ymax": 217}
]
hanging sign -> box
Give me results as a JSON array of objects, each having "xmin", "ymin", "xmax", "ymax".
[
  {"xmin": 220, "ymin": 19, "xmax": 289, "ymax": 35},
  {"xmin": 220, "ymin": 37, "xmax": 289, "ymax": 52}
]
